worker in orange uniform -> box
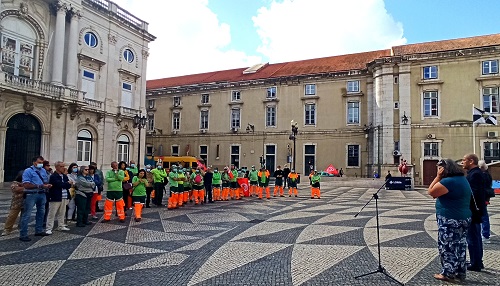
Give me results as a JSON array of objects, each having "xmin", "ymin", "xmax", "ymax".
[
  {"xmin": 288, "ymin": 169, "xmax": 299, "ymax": 197},
  {"xmin": 273, "ymin": 165, "xmax": 284, "ymax": 197},
  {"xmin": 230, "ymin": 165, "xmax": 239, "ymax": 199},
  {"xmin": 248, "ymin": 166, "xmax": 259, "ymax": 196},
  {"xmin": 103, "ymin": 161, "xmax": 125, "ymax": 222},
  {"xmin": 258, "ymin": 166, "xmax": 271, "ymax": 199},
  {"xmin": 310, "ymin": 170, "xmax": 321, "ymax": 199}
]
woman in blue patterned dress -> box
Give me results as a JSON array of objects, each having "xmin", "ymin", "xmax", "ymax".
[{"xmin": 428, "ymin": 158, "xmax": 472, "ymax": 282}]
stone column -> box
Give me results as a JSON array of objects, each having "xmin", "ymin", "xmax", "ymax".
[
  {"xmin": 66, "ymin": 10, "xmax": 81, "ymax": 88},
  {"xmin": 51, "ymin": 2, "xmax": 67, "ymax": 86}
]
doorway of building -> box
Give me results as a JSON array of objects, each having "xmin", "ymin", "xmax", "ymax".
[
  {"xmin": 422, "ymin": 159, "xmax": 439, "ymax": 186},
  {"xmin": 4, "ymin": 114, "xmax": 41, "ymax": 181},
  {"xmin": 304, "ymin": 144, "xmax": 316, "ymax": 176}
]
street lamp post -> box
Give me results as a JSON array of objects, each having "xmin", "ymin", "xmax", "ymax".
[
  {"xmin": 133, "ymin": 112, "xmax": 147, "ymax": 169},
  {"xmin": 289, "ymin": 120, "xmax": 298, "ymax": 171}
]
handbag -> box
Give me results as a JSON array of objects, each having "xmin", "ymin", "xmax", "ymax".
[{"xmin": 123, "ymin": 182, "xmax": 133, "ymax": 191}]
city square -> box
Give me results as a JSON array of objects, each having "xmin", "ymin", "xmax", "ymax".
[{"xmin": 1, "ymin": 179, "xmax": 499, "ymax": 286}]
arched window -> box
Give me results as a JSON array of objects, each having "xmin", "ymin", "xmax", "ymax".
[
  {"xmin": 77, "ymin": 129, "xmax": 92, "ymax": 166},
  {"xmin": 0, "ymin": 17, "xmax": 37, "ymax": 79},
  {"xmin": 117, "ymin": 134, "xmax": 130, "ymax": 163}
]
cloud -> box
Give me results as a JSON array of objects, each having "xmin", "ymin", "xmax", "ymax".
[
  {"xmin": 252, "ymin": 0, "xmax": 406, "ymax": 62},
  {"xmin": 112, "ymin": 0, "xmax": 262, "ymax": 79}
]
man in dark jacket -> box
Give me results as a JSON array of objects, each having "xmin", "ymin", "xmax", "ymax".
[
  {"xmin": 282, "ymin": 164, "xmax": 291, "ymax": 189},
  {"xmin": 46, "ymin": 161, "xmax": 73, "ymax": 234},
  {"xmin": 204, "ymin": 167, "xmax": 214, "ymax": 203},
  {"xmin": 462, "ymin": 153, "xmax": 486, "ymax": 271}
]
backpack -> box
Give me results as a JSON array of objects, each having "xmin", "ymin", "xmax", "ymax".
[{"xmin": 194, "ymin": 173, "xmax": 202, "ymax": 184}]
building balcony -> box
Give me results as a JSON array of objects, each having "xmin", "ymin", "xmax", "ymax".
[
  {"xmin": 0, "ymin": 71, "xmax": 83, "ymax": 102},
  {"xmin": 118, "ymin": 106, "xmax": 141, "ymax": 117}
]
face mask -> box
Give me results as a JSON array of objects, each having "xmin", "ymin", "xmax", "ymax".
[
  {"xmin": 131, "ymin": 164, "xmax": 135, "ymax": 168},
  {"xmin": 72, "ymin": 168, "xmax": 78, "ymax": 173},
  {"xmin": 146, "ymin": 169, "xmax": 151, "ymax": 172},
  {"xmin": 177, "ymin": 170, "xmax": 182, "ymax": 173},
  {"xmin": 36, "ymin": 163, "xmax": 43, "ymax": 169},
  {"xmin": 214, "ymin": 170, "xmax": 218, "ymax": 173},
  {"xmin": 172, "ymin": 169, "xmax": 177, "ymax": 172},
  {"xmin": 157, "ymin": 166, "xmax": 162, "ymax": 169}
]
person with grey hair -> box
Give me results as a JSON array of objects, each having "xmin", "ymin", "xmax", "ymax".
[
  {"xmin": 428, "ymin": 158, "xmax": 472, "ymax": 282},
  {"xmin": 462, "ymin": 153, "xmax": 486, "ymax": 272},
  {"xmin": 478, "ymin": 160, "xmax": 493, "ymax": 243},
  {"xmin": 75, "ymin": 166, "xmax": 95, "ymax": 227},
  {"xmin": 46, "ymin": 161, "xmax": 73, "ymax": 234}
]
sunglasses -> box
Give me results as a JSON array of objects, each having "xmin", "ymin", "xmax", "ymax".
[
  {"xmin": 84, "ymin": 169, "xmax": 89, "ymax": 171},
  {"xmin": 436, "ymin": 159, "xmax": 446, "ymax": 167}
]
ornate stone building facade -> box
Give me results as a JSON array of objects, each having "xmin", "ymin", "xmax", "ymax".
[
  {"xmin": 146, "ymin": 34, "xmax": 500, "ymax": 186},
  {"xmin": 0, "ymin": 0, "xmax": 155, "ymax": 182}
]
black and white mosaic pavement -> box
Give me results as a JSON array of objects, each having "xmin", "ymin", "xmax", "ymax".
[{"xmin": 1, "ymin": 180, "xmax": 499, "ymax": 285}]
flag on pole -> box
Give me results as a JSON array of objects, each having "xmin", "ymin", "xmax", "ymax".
[{"xmin": 473, "ymin": 107, "xmax": 497, "ymax": 125}]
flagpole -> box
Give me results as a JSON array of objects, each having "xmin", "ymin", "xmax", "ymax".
[{"xmin": 473, "ymin": 104, "xmax": 476, "ymax": 154}]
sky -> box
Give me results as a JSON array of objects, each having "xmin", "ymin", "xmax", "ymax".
[{"xmin": 113, "ymin": 0, "xmax": 500, "ymax": 80}]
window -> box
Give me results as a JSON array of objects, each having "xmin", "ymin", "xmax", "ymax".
[
  {"xmin": 484, "ymin": 142, "xmax": 500, "ymax": 162},
  {"xmin": 117, "ymin": 134, "xmax": 130, "ymax": 163},
  {"xmin": 305, "ymin": 84, "xmax": 316, "ymax": 95},
  {"xmin": 423, "ymin": 91, "xmax": 438, "ymax": 117},
  {"xmin": 305, "ymin": 104, "xmax": 316, "ymax": 125},
  {"xmin": 231, "ymin": 90, "xmax": 241, "ymax": 102},
  {"xmin": 200, "ymin": 110, "xmax": 209, "ymax": 129},
  {"xmin": 347, "ymin": 101, "xmax": 360, "ymax": 124},
  {"xmin": 200, "ymin": 145, "xmax": 208, "ymax": 165},
  {"xmin": 84, "ymin": 32, "xmax": 98, "ymax": 48},
  {"xmin": 171, "ymin": 145, "xmax": 179, "ymax": 156},
  {"xmin": 347, "ymin": 145, "xmax": 359, "ymax": 167},
  {"xmin": 347, "ymin": 81, "xmax": 360, "ymax": 93},
  {"xmin": 266, "ymin": 106, "xmax": 276, "ymax": 127},
  {"xmin": 231, "ymin": 108, "xmax": 241, "ymax": 129},
  {"xmin": 483, "ymin": 87, "xmax": 499, "ymax": 113},
  {"xmin": 121, "ymin": 82, "xmax": 133, "ymax": 108},
  {"xmin": 146, "ymin": 146, "xmax": 153, "ymax": 156},
  {"xmin": 147, "ymin": 114, "xmax": 154, "ymax": 131},
  {"xmin": 1, "ymin": 35, "xmax": 34, "ymax": 78},
  {"xmin": 173, "ymin": 96, "xmax": 181, "ymax": 107},
  {"xmin": 148, "ymin": 99, "xmax": 155, "ymax": 109},
  {"xmin": 423, "ymin": 66, "xmax": 438, "ymax": 79},
  {"xmin": 123, "ymin": 48, "xmax": 134, "ymax": 63},
  {"xmin": 77, "ymin": 130, "xmax": 92, "ymax": 166},
  {"xmin": 230, "ymin": 145, "xmax": 240, "ymax": 168},
  {"xmin": 424, "ymin": 142, "xmax": 439, "ymax": 157},
  {"xmin": 172, "ymin": 112, "xmax": 180, "ymax": 130},
  {"xmin": 201, "ymin": 93, "xmax": 210, "ymax": 104},
  {"xmin": 81, "ymin": 70, "xmax": 96, "ymax": 99},
  {"xmin": 266, "ymin": 86, "xmax": 277, "ymax": 99},
  {"xmin": 482, "ymin": 60, "xmax": 499, "ymax": 75},
  {"xmin": 265, "ymin": 145, "xmax": 276, "ymax": 171}
]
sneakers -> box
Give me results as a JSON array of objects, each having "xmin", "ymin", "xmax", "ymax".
[
  {"xmin": 19, "ymin": 236, "xmax": 32, "ymax": 242},
  {"xmin": 45, "ymin": 230, "xmax": 53, "ymax": 235},
  {"xmin": 35, "ymin": 232, "xmax": 50, "ymax": 237},
  {"xmin": 483, "ymin": 237, "xmax": 490, "ymax": 243},
  {"xmin": 58, "ymin": 226, "xmax": 70, "ymax": 231}
]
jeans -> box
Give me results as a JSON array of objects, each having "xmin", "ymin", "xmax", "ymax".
[
  {"xmin": 481, "ymin": 205, "xmax": 490, "ymax": 239},
  {"xmin": 467, "ymin": 222, "xmax": 483, "ymax": 268},
  {"xmin": 20, "ymin": 193, "xmax": 46, "ymax": 237}
]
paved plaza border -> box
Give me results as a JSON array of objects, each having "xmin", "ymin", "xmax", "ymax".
[{"xmin": 0, "ymin": 179, "xmax": 499, "ymax": 285}]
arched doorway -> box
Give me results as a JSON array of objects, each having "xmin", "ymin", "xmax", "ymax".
[{"xmin": 4, "ymin": 114, "xmax": 41, "ymax": 181}]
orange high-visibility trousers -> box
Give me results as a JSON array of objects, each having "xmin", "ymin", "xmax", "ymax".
[
  {"xmin": 192, "ymin": 190, "xmax": 200, "ymax": 204},
  {"xmin": 103, "ymin": 199, "xmax": 114, "ymax": 220},
  {"xmin": 265, "ymin": 187, "xmax": 271, "ymax": 199},
  {"xmin": 178, "ymin": 193, "xmax": 184, "ymax": 207},
  {"xmin": 250, "ymin": 185, "xmax": 257, "ymax": 196},
  {"xmin": 134, "ymin": 203, "xmax": 143, "ymax": 219},
  {"xmin": 199, "ymin": 189, "xmax": 205, "ymax": 203},
  {"xmin": 222, "ymin": 187, "xmax": 229, "ymax": 200},
  {"xmin": 213, "ymin": 187, "xmax": 220, "ymax": 201},
  {"xmin": 258, "ymin": 187, "xmax": 263, "ymax": 199},
  {"xmin": 273, "ymin": 186, "xmax": 279, "ymax": 196},
  {"xmin": 183, "ymin": 192, "xmax": 189, "ymax": 203},
  {"xmin": 116, "ymin": 199, "xmax": 125, "ymax": 219}
]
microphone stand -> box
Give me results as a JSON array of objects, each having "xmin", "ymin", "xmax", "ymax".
[{"xmin": 354, "ymin": 179, "xmax": 404, "ymax": 286}]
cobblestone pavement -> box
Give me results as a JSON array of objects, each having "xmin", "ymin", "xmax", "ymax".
[{"xmin": 1, "ymin": 180, "xmax": 499, "ymax": 286}]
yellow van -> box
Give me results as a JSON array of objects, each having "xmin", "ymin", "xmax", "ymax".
[{"xmin": 153, "ymin": 156, "xmax": 200, "ymax": 170}]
